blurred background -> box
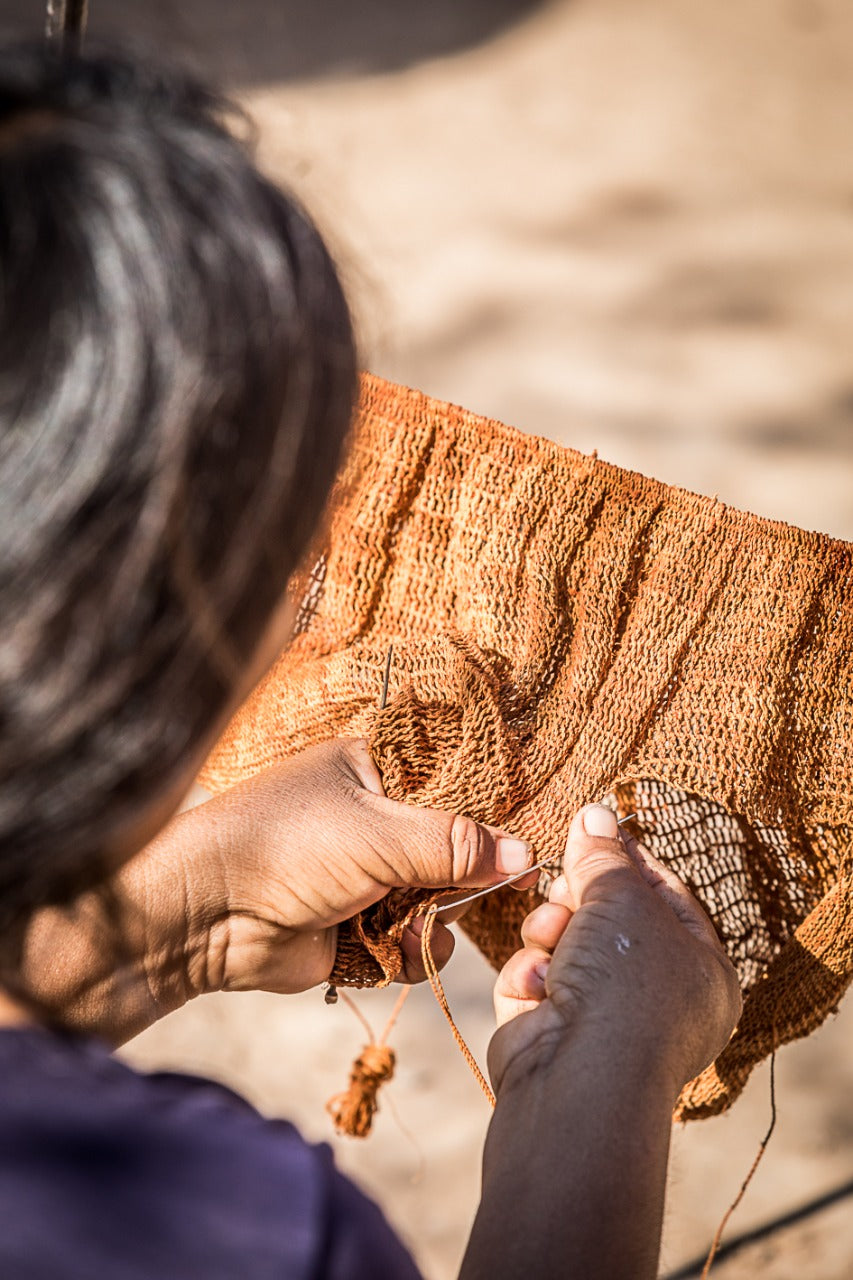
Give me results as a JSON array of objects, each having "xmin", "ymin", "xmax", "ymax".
[{"xmin": 3, "ymin": 1, "xmax": 852, "ymax": 1276}]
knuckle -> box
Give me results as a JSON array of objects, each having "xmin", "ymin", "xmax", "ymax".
[
  {"xmin": 449, "ymin": 814, "xmax": 486, "ymax": 883},
  {"xmin": 574, "ymin": 844, "xmax": 633, "ymax": 880},
  {"xmin": 342, "ymin": 738, "xmax": 385, "ymax": 797},
  {"xmin": 342, "ymin": 737, "xmax": 371, "ymax": 766}
]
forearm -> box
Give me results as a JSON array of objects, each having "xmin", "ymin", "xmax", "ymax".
[
  {"xmin": 19, "ymin": 804, "xmax": 227, "ymax": 1046},
  {"xmin": 460, "ymin": 1034, "xmax": 678, "ymax": 1280},
  {"xmin": 14, "ymin": 738, "xmax": 527, "ymax": 1042}
]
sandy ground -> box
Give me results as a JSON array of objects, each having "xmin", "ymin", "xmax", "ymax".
[{"xmin": 2, "ymin": 0, "xmax": 851, "ymax": 1275}]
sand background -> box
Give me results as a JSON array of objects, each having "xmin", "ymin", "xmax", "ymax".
[{"xmin": 2, "ymin": 1, "xmax": 851, "ymax": 1275}]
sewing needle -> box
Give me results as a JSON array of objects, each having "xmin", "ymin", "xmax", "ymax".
[{"xmin": 432, "ymin": 812, "xmax": 638, "ymax": 913}]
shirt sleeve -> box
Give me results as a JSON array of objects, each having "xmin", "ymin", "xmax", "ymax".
[
  {"xmin": 0, "ymin": 1029, "xmax": 426, "ymax": 1280},
  {"xmin": 311, "ymin": 1140, "xmax": 423, "ymax": 1280}
]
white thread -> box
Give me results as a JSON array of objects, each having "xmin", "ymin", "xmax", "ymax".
[
  {"xmin": 433, "ymin": 854, "xmax": 559, "ymax": 911},
  {"xmin": 432, "ymin": 812, "xmax": 637, "ymax": 914}
]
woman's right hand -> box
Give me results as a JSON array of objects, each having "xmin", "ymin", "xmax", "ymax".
[
  {"xmin": 489, "ymin": 803, "xmax": 742, "ymax": 1102},
  {"xmin": 463, "ymin": 804, "xmax": 742, "ymax": 1280}
]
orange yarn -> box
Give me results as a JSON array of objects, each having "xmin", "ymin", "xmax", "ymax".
[
  {"xmin": 326, "ymin": 1043, "xmax": 396, "ymax": 1138},
  {"xmin": 201, "ymin": 373, "xmax": 853, "ymax": 1123},
  {"xmin": 326, "ymin": 985, "xmax": 412, "ymax": 1138},
  {"xmin": 420, "ymin": 906, "xmax": 496, "ymax": 1108}
]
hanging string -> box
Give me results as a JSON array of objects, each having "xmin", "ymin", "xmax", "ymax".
[
  {"xmin": 326, "ymin": 985, "xmax": 413, "ymax": 1137},
  {"xmin": 700, "ymin": 1041, "xmax": 778, "ymax": 1278},
  {"xmin": 419, "ymin": 811, "xmax": 637, "ymax": 1107},
  {"xmin": 382, "ymin": 1086, "xmax": 428, "ymax": 1185},
  {"xmin": 420, "ymin": 904, "xmax": 497, "ymax": 1107}
]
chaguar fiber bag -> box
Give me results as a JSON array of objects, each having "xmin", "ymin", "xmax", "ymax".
[{"xmin": 200, "ymin": 374, "xmax": 853, "ymax": 1123}]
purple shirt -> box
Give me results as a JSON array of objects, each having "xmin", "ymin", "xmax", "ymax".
[{"xmin": 0, "ymin": 1027, "xmax": 421, "ymax": 1279}]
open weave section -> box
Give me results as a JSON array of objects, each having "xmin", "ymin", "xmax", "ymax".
[{"xmin": 200, "ymin": 374, "xmax": 853, "ymax": 1122}]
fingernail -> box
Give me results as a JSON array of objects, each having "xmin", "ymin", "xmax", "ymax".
[
  {"xmin": 582, "ymin": 804, "xmax": 618, "ymax": 838},
  {"xmin": 496, "ymin": 837, "xmax": 531, "ymax": 875},
  {"xmin": 534, "ymin": 959, "xmax": 550, "ymax": 984},
  {"xmin": 407, "ymin": 916, "xmax": 425, "ymax": 937}
]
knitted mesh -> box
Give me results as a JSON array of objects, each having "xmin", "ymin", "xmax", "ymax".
[{"xmin": 200, "ymin": 374, "xmax": 853, "ymax": 1122}]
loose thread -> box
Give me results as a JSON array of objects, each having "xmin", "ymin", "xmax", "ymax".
[
  {"xmin": 421, "ymin": 904, "xmax": 496, "ymax": 1108},
  {"xmin": 419, "ymin": 810, "xmax": 637, "ymax": 1106},
  {"xmin": 326, "ymin": 985, "xmax": 413, "ymax": 1138},
  {"xmin": 339, "ymin": 989, "xmax": 376, "ymax": 1042},
  {"xmin": 700, "ymin": 1043, "xmax": 778, "ymax": 1279},
  {"xmin": 383, "ymin": 1080, "xmax": 428, "ymax": 1185},
  {"xmin": 432, "ymin": 813, "xmax": 637, "ymax": 915}
]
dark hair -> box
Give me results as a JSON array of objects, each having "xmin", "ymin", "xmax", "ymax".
[{"xmin": 0, "ymin": 44, "xmax": 356, "ymax": 926}]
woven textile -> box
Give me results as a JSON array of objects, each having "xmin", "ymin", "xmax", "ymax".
[{"xmin": 200, "ymin": 374, "xmax": 853, "ymax": 1122}]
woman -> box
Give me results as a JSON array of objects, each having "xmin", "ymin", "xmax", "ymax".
[{"xmin": 0, "ymin": 43, "xmax": 740, "ymax": 1278}]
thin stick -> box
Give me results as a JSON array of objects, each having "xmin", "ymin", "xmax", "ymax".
[{"xmin": 380, "ymin": 644, "xmax": 394, "ymax": 711}]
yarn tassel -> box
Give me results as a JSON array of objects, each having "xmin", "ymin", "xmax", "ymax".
[
  {"xmin": 327, "ymin": 649, "xmax": 407, "ymax": 1139},
  {"xmin": 326, "ymin": 985, "xmax": 411, "ymax": 1137},
  {"xmin": 326, "ymin": 1042, "xmax": 396, "ymax": 1137}
]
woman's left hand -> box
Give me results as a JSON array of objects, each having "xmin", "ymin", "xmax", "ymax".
[
  {"xmin": 22, "ymin": 738, "xmax": 532, "ymax": 1044},
  {"xmin": 190, "ymin": 737, "xmax": 532, "ymax": 994}
]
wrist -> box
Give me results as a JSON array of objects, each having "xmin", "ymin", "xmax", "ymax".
[
  {"xmin": 490, "ymin": 1004, "xmax": 684, "ymax": 1113},
  {"xmin": 141, "ymin": 798, "xmax": 237, "ymax": 1002},
  {"xmin": 471, "ymin": 1020, "xmax": 677, "ymax": 1280},
  {"xmin": 16, "ymin": 794, "xmax": 251, "ymax": 1045},
  {"xmin": 174, "ymin": 790, "xmax": 338, "ymax": 997}
]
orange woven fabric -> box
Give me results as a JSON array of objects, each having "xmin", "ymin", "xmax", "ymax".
[{"xmin": 200, "ymin": 373, "xmax": 853, "ymax": 1122}]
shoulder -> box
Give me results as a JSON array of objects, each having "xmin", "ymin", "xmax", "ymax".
[{"xmin": 0, "ymin": 1028, "xmax": 420, "ymax": 1280}]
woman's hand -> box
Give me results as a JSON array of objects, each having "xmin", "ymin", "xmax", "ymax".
[
  {"xmin": 460, "ymin": 805, "xmax": 742, "ymax": 1280},
  {"xmin": 489, "ymin": 802, "xmax": 741, "ymax": 1098},
  {"xmin": 193, "ymin": 738, "xmax": 532, "ymax": 995},
  {"xmin": 21, "ymin": 739, "xmax": 532, "ymax": 1044}
]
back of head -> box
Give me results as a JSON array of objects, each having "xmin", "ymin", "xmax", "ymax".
[{"xmin": 0, "ymin": 43, "xmax": 356, "ymax": 925}]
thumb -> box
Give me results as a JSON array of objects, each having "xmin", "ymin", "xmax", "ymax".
[
  {"xmin": 549, "ymin": 804, "xmax": 640, "ymax": 913},
  {"xmin": 359, "ymin": 791, "xmax": 532, "ymax": 891}
]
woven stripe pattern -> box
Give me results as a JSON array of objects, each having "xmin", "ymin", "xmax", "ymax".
[{"xmin": 201, "ymin": 374, "xmax": 853, "ymax": 1121}]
